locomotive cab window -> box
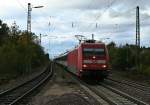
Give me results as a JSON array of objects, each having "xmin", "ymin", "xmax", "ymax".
[{"xmin": 83, "ymin": 48, "xmax": 105, "ymax": 57}]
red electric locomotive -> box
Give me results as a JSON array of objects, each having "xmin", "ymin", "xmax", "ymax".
[{"xmin": 55, "ymin": 39, "xmax": 110, "ymax": 80}]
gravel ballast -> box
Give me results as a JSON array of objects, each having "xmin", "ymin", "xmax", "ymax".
[{"xmin": 29, "ymin": 63, "xmax": 100, "ymax": 105}]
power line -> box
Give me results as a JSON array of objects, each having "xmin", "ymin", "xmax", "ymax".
[
  {"xmin": 87, "ymin": 0, "xmax": 117, "ymax": 30},
  {"xmin": 15, "ymin": 0, "xmax": 27, "ymax": 12},
  {"xmin": 96, "ymin": 0, "xmax": 116, "ymax": 20},
  {"xmin": 70, "ymin": 0, "xmax": 97, "ymax": 33}
]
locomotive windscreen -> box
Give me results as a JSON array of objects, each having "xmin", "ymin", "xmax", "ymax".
[{"xmin": 83, "ymin": 48, "xmax": 105, "ymax": 57}]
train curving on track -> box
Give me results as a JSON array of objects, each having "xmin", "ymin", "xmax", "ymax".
[
  {"xmin": 55, "ymin": 39, "xmax": 110, "ymax": 80},
  {"xmin": 0, "ymin": 63, "xmax": 53, "ymax": 105}
]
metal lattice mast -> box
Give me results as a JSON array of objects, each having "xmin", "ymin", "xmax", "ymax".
[
  {"xmin": 136, "ymin": 6, "xmax": 140, "ymax": 71},
  {"xmin": 27, "ymin": 3, "xmax": 32, "ymax": 33},
  {"xmin": 136, "ymin": 6, "xmax": 140, "ymax": 47}
]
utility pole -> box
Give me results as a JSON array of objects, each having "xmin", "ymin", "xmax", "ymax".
[
  {"xmin": 40, "ymin": 33, "xmax": 41, "ymax": 45},
  {"xmin": 96, "ymin": 23, "xmax": 98, "ymax": 28},
  {"xmin": 72, "ymin": 22, "xmax": 74, "ymax": 28},
  {"xmin": 135, "ymin": 6, "xmax": 140, "ymax": 71},
  {"xmin": 11, "ymin": 21, "xmax": 19, "ymax": 36},
  {"xmin": 92, "ymin": 34, "xmax": 94, "ymax": 40},
  {"xmin": 27, "ymin": 3, "xmax": 32, "ymax": 33}
]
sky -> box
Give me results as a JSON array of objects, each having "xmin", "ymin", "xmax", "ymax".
[{"xmin": 0, "ymin": 0, "xmax": 150, "ymax": 58}]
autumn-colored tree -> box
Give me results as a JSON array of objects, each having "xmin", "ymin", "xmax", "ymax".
[
  {"xmin": 0, "ymin": 20, "xmax": 10, "ymax": 45},
  {"xmin": 0, "ymin": 20, "xmax": 49, "ymax": 79}
]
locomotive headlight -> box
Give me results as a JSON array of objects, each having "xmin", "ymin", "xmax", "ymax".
[
  {"xmin": 93, "ymin": 56, "xmax": 96, "ymax": 59},
  {"xmin": 83, "ymin": 64, "xmax": 87, "ymax": 67},
  {"xmin": 102, "ymin": 64, "xmax": 107, "ymax": 68}
]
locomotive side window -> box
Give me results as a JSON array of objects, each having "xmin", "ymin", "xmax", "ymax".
[{"xmin": 83, "ymin": 48, "xmax": 105, "ymax": 57}]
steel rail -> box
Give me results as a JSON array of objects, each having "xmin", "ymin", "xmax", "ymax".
[
  {"xmin": 0, "ymin": 66, "xmax": 48, "ymax": 96},
  {"xmin": 107, "ymin": 78, "xmax": 150, "ymax": 92},
  {"xmin": 0, "ymin": 63, "xmax": 53, "ymax": 105},
  {"xmin": 100, "ymin": 83, "xmax": 148, "ymax": 105},
  {"xmin": 55, "ymin": 62, "xmax": 148, "ymax": 105},
  {"xmin": 60, "ymin": 65, "xmax": 117, "ymax": 105}
]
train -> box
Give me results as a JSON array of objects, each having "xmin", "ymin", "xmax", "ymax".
[{"xmin": 54, "ymin": 39, "xmax": 110, "ymax": 80}]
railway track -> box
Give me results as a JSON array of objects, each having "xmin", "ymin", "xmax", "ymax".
[
  {"xmin": 104, "ymin": 78, "xmax": 150, "ymax": 104},
  {"xmin": 98, "ymin": 83, "xmax": 148, "ymax": 105},
  {"xmin": 107, "ymin": 78, "xmax": 150, "ymax": 92},
  {"xmin": 80, "ymin": 81, "xmax": 148, "ymax": 105},
  {"xmin": 66, "ymin": 71, "xmax": 148, "ymax": 105},
  {"xmin": 0, "ymin": 63, "xmax": 53, "ymax": 105},
  {"xmin": 82, "ymin": 81, "xmax": 148, "ymax": 105}
]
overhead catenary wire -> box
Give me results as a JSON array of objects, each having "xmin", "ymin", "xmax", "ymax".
[
  {"xmin": 15, "ymin": 0, "xmax": 27, "ymax": 12},
  {"xmin": 86, "ymin": 0, "xmax": 117, "ymax": 30},
  {"xmin": 15, "ymin": 1, "xmax": 146, "ymax": 43},
  {"xmin": 16, "ymin": 0, "xmax": 143, "ymax": 33},
  {"xmin": 30, "ymin": 0, "xmax": 111, "ymax": 35},
  {"xmin": 70, "ymin": 0, "xmax": 97, "ymax": 35}
]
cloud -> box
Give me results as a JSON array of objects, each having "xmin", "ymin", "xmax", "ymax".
[{"xmin": 0, "ymin": 0, "xmax": 150, "ymax": 57}]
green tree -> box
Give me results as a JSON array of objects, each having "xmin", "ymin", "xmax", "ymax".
[
  {"xmin": 0, "ymin": 20, "xmax": 10, "ymax": 45},
  {"xmin": 0, "ymin": 20, "xmax": 49, "ymax": 78}
]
